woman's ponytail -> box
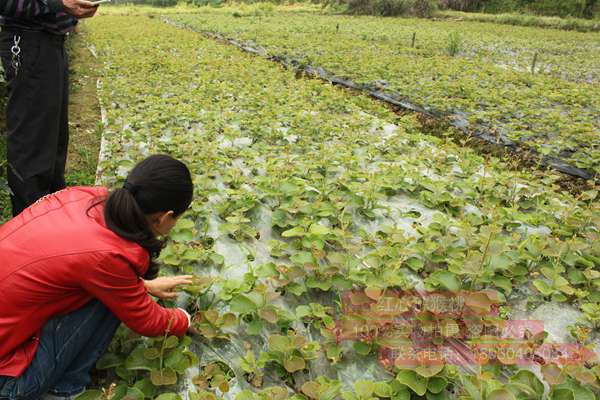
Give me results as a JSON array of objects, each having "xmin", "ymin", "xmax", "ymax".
[
  {"xmin": 92, "ymin": 155, "xmax": 193, "ymax": 279},
  {"xmin": 103, "ymin": 188, "xmax": 165, "ymax": 279}
]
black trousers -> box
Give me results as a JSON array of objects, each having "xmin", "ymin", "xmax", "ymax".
[{"xmin": 0, "ymin": 29, "xmax": 69, "ymax": 216}]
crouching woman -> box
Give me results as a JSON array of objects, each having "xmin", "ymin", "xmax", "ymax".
[{"xmin": 0, "ymin": 154, "xmax": 196, "ymax": 400}]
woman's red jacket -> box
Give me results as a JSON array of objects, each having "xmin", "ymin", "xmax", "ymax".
[{"xmin": 0, "ymin": 186, "xmax": 189, "ymax": 377}]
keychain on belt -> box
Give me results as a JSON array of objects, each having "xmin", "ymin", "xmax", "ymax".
[{"xmin": 11, "ymin": 35, "xmax": 21, "ymax": 76}]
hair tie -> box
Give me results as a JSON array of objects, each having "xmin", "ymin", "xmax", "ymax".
[{"xmin": 123, "ymin": 181, "xmax": 139, "ymax": 196}]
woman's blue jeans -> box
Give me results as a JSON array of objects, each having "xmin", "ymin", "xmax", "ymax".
[{"xmin": 0, "ymin": 300, "xmax": 120, "ymax": 400}]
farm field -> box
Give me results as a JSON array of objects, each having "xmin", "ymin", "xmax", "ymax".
[
  {"xmin": 164, "ymin": 7, "xmax": 600, "ymax": 176},
  {"xmin": 82, "ymin": 11, "xmax": 600, "ymax": 400}
]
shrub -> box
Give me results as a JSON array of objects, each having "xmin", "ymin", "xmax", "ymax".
[
  {"xmin": 440, "ymin": 0, "xmax": 599, "ymax": 18},
  {"xmin": 344, "ymin": 0, "xmax": 437, "ymax": 16},
  {"xmin": 521, "ymin": 0, "xmax": 588, "ymax": 18},
  {"xmin": 412, "ymin": 0, "xmax": 437, "ymax": 16},
  {"xmin": 184, "ymin": 0, "xmax": 223, "ymax": 6},
  {"xmin": 439, "ymin": 0, "xmax": 476, "ymax": 11}
]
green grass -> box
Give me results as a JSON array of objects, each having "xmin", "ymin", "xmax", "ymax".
[{"xmin": 436, "ymin": 9, "xmax": 600, "ymax": 32}]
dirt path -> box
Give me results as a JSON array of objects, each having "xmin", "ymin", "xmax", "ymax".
[{"xmin": 65, "ymin": 24, "xmax": 103, "ymax": 187}]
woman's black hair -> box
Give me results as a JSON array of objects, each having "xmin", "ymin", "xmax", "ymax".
[{"xmin": 92, "ymin": 154, "xmax": 193, "ymax": 279}]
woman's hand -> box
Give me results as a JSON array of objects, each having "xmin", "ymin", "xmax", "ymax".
[
  {"xmin": 144, "ymin": 275, "xmax": 193, "ymax": 300},
  {"xmin": 62, "ymin": 0, "xmax": 98, "ymax": 18}
]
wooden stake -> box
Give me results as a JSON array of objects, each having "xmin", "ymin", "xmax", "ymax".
[
  {"xmin": 336, "ymin": 23, "xmax": 339, "ymax": 33},
  {"xmin": 411, "ymin": 32, "xmax": 416, "ymax": 48},
  {"xmin": 531, "ymin": 52, "xmax": 538, "ymax": 74}
]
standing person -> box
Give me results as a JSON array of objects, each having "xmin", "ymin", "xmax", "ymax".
[
  {"xmin": 0, "ymin": 0, "xmax": 99, "ymax": 217},
  {"xmin": 0, "ymin": 155, "xmax": 197, "ymax": 400}
]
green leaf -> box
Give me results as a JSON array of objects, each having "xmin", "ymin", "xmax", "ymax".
[
  {"xmin": 308, "ymin": 223, "xmax": 331, "ymax": 236},
  {"xmin": 355, "ymin": 380, "xmax": 375, "ymax": 398},
  {"xmin": 123, "ymin": 387, "xmax": 145, "ymax": 400},
  {"xmin": 426, "ymin": 392, "xmax": 448, "ymax": 400},
  {"xmin": 125, "ymin": 347, "xmax": 155, "ymax": 371},
  {"xmin": 492, "ymin": 275, "xmax": 513, "ymax": 293},
  {"xmin": 296, "ymin": 305, "xmax": 312, "ymax": 318},
  {"xmin": 459, "ymin": 375, "xmax": 481, "ymax": 399},
  {"xmin": 396, "ymin": 370, "xmax": 427, "ymax": 396},
  {"xmin": 306, "ymin": 276, "xmax": 332, "ymax": 291},
  {"xmin": 171, "ymin": 229, "xmax": 194, "ymax": 242},
  {"xmin": 163, "ymin": 336, "xmax": 179, "ymax": 349},
  {"xmin": 405, "ymin": 257, "xmax": 424, "ymax": 271},
  {"xmin": 301, "ymin": 381, "xmax": 321, "ymax": 399},
  {"xmin": 246, "ymin": 318, "xmax": 264, "ymax": 335},
  {"xmin": 164, "ymin": 349, "xmax": 189, "ymax": 373},
  {"xmin": 133, "ymin": 378, "xmax": 157, "ymax": 399},
  {"xmin": 269, "ymin": 334, "xmax": 290, "ymax": 352},
  {"xmin": 373, "ymin": 382, "xmax": 393, "ymax": 397},
  {"xmin": 283, "ymin": 355, "xmax": 305, "ymax": 372},
  {"xmin": 279, "ymin": 182, "xmax": 299, "ymax": 196},
  {"xmin": 550, "ymin": 389, "xmax": 575, "ymax": 400},
  {"xmin": 341, "ymin": 391, "xmax": 358, "ymax": 400},
  {"xmin": 554, "ymin": 380, "xmax": 595, "ymax": 400},
  {"xmin": 234, "ymin": 390, "xmax": 259, "ymax": 400},
  {"xmin": 489, "ymin": 254, "xmax": 512, "ymax": 271},
  {"xmin": 392, "ymin": 381, "xmax": 412, "ymax": 400},
  {"xmin": 110, "ymin": 385, "xmax": 128, "ymax": 400},
  {"xmin": 287, "ymin": 282, "xmax": 307, "ymax": 296},
  {"xmin": 116, "ymin": 365, "xmax": 137, "ymax": 381},
  {"xmin": 230, "ymin": 294, "xmax": 259, "ymax": 314},
  {"xmin": 96, "ymin": 352, "xmax": 123, "ymax": 369},
  {"xmin": 291, "ymin": 251, "xmax": 316, "ymax": 266},
  {"xmin": 74, "ymin": 390, "xmax": 103, "ymax": 400},
  {"xmin": 256, "ymin": 262, "xmax": 279, "ymax": 278},
  {"xmin": 353, "ymin": 341, "xmax": 371, "ymax": 355},
  {"xmin": 509, "ymin": 370, "xmax": 544, "ymax": 397},
  {"xmin": 533, "ymin": 279, "xmax": 553, "ymax": 296},
  {"xmin": 150, "ymin": 368, "xmax": 178, "ymax": 386},
  {"xmin": 427, "ymin": 271, "xmax": 461, "ymax": 292},
  {"xmin": 580, "ymin": 190, "xmax": 598, "ymax": 201},
  {"xmin": 427, "ymin": 377, "xmax": 447, "ymax": 394},
  {"xmin": 209, "ymin": 253, "xmax": 225, "ymax": 266},
  {"xmin": 488, "ymin": 389, "xmax": 517, "ymax": 400},
  {"xmin": 220, "ymin": 312, "xmax": 238, "ymax": 327},
  {"xmin": 282, "ymin": 226, "xmax": 306, "ymax": 237},
  {"xmin": 154, "ymin": 393, "xmax": 183, "ymax": 400},
  {"xmin": 258, "ymin": 305, "xmax": 279, "ymax": 324},
  {"xmin": 415, "ymin": 364, "xmax": 443, "ymax": 378},
  {"xmin": 144, "ymin": 348, "xmax": 160, "ymax": 360}
]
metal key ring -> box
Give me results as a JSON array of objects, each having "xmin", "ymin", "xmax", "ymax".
[{"xmin": 11, "ymin": 35, "xmax": 21, "ymax": 55}]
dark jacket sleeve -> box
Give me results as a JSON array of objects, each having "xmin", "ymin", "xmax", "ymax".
[{"xmin": 0, "ymin": 0, "xmax": 63, "ymax": 18}]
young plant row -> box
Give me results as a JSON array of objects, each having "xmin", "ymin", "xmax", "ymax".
[{"xmin": 168, "ymin": 6, "xmax": 600, "ymax": 175}]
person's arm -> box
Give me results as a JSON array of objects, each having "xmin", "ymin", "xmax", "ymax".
[
  {"xmin": 80, "ymin": 253, "xmax": 190, "ymax": 337},
  {"xmin": 0, "ymin": 0, "xmax": 63, "ymax": 18},
  {"xmin": 144, "ymin": 276, "xmax": 194, "ymax": 329},
  {"xmin": 0, "ymin": 0, "xmax": 98, "ymax": 19}
]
